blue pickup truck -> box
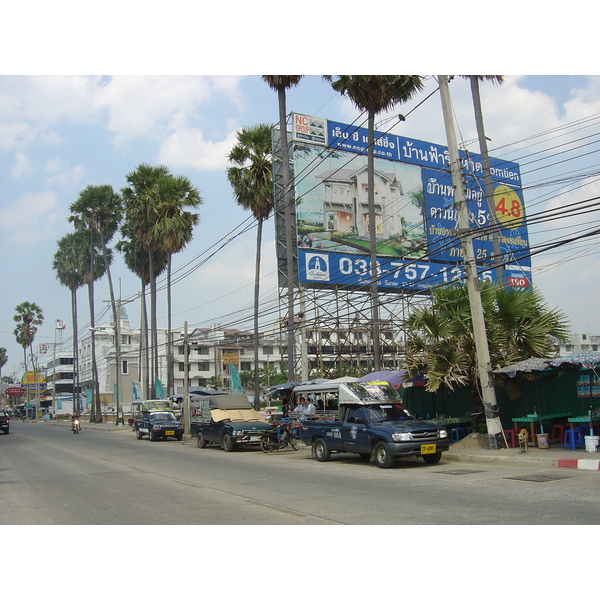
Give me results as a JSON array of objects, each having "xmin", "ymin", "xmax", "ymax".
[{"xmin": 299, "ymin": 381, "xmax": 450, "ymax": 468}]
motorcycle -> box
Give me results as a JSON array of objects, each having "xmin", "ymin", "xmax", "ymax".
[
  {"xmin": 260, "ymin": 420, "xmax": 300, "ymax": 453},
  {"xmin": 71, "ymin": 418, "xmax": 81, "ymax": 434}
]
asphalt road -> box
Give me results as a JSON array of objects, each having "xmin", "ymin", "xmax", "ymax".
[{"xmin": 2, "ymin": 420, "xmax": 599, "ymax": 525}]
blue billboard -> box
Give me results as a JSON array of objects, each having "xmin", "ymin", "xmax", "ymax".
[{"xmin": 290, "ymin": 114, "xmax": 531, "ymax": 293}]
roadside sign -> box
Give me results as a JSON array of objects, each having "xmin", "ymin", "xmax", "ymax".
[{"xmin": 6, "ymin": 387, "xmax": 26, "ymax": 396}]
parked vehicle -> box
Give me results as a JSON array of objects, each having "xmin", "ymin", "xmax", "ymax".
[
  {"xmin": 133, "ymin": 403, "xmax": 184, "ymax": 441},
  {"xmin": 259, "ymin": 420, "xmax": 300, "ymax": 453},
  {"xmin": 191, "ymin": 394, "xmax": 273, "ymax": 452},
  {"xmin": 0, "ymin": 410, "xmax": 10, "ymax": 434},
  {"xmin": 299, "ymin": 381, "xmax": 450, "ymax": 468}
]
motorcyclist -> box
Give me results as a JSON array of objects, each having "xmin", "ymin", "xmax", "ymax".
[{"xmin": 71, "ymin": 413, "xmax": 81, "ymax": 430}]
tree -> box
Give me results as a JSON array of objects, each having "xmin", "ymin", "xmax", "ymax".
[
  {"xmin": 69, "ymin": 184, "xmax": 122, "ymax": 422},
  {"xmin": 13, "ymin": 301, "xmax": 44, "ymax": 407},
  {"xmin": 262, "ymin": 76, "xmax": 303, "ymax": 381},
  {"xmin": 116, "ymin": 226, "xmax": 167, "ymax": 400},
  {"xmin": 227, "ymin": 123, "xmax": 274, "ymax": 409},
  {"xmin": 121, "ymin": 164, "xmax": 170, "ymax": 395},
  {"xmin": 0, "ymin": 347, "xmax": 7, "ymax": 380},
  {"xmin": 150, "ymin": 174, "xmax": 202, "ymax": 397},
  {"xmin": 403, "ymin": 283, "xmax": 569, "ymax": 402},
  {"xmin": 53, "ymin": 231, "xmax": 89, "ymax": 415},
  {"xmin": 325, "ymin": 76, "xmax": 425, "ymax": 370}
]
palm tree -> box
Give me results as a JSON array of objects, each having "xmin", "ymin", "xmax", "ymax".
[
  {"xmin": 465, "ymin": 75, "xmax": 505, "ymax": 284},
  {"xmin": 227, "ymin": 123, "xmax": 274, "ymax": 409},
  {"xmin": 69, "ymin": 184, "xmax": 122, "ymax": 421},
  {"xmin": 118, "ymin": 211, "xmax": 169, "ymax": 400},
  {"xmin": 262, "ymin": 76, "xmax": 303, "ymax": 381},
  {"xmin": 325, "ymin": 76, "xmax": 425, "ymax": 370},
  {"xmin": 403, "ymin": 282, "xmax": 569, "ymax": 399},
  {"xmin": 13, "ymin": 301, "xmax": 44, "ymax": 409},
  {"xmin": 53, "ymin": 231, "xmax": 89, "ymax": 415},
  {"xmin": 150, "ymin": 173, "xmax": 202, "ymax": 396},
  {"xmin": 121, "ymin": 164, "xmax": 170, "ymax": 394}
]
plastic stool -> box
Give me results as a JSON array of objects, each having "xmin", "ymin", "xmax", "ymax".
[
  {"xmin": 551, "ymin": 423, "xmax": 567, "ymax": 443},
  {"xmin": 504, "ymin": 429, "xmax": 518, "ymax": 448},
  {"xmin": 563, "ymin": 428, "xmax": 585, "ymax": 450},
  {"xmin": 450, "ymin": 427, "xmax": 465, "ymax": 442}
]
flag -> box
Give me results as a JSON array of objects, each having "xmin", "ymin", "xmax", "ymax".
[
  {"xmin": 155, "ymin": 377, "xmax": 165, "ymax": 399},
  {"xmin": 229, "ymin": 363, "xmax": 244, "ymax": 393},
  {"xmin": 132, "ymin": 380, "xmax": 141, "ymax": 400}
]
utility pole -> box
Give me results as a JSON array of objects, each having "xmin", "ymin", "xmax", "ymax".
[
  {"xmin": 438, "ymin": 75, "xmax": 503, "ymax": 450},
  {"xmin": 183, "ymin": 321, "xmax": 191, "ymax": 436}
]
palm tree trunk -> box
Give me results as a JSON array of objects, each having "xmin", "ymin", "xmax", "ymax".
[
  {"xmin": 88, "ymin": 232, "xmax": 102, "ymax": 422},
  {"xmin": 100, "ymin": 230, "xmax": 121, "ymax": 422},
  {"xmin": 470, "ymin": 76, "xmax": 504, "ymax": 285},
  {"xmin": 253, "ymin": 219, "xmax": 263, "ymax": 410},
  {"xmin": 367, "ymin": 109, "xmax": 382, "ymax": 371}
]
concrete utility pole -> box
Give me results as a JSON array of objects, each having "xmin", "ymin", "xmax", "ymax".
[
  {"xmin": 438, "ymin": 76, "xmax": 503, "ymax": 450},
  {"xmin": 183, "ymin": 321, "xmax": 191, "ymax": 436}
]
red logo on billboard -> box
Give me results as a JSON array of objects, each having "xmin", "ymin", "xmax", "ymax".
[{"xmin": 507, "ymin": 277, "xmax": 529, "ymax": 288}]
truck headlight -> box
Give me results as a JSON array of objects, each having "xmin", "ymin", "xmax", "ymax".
[
  {"xmin": 391, "ymin": 432, "xmax": 412, "ymax": 442},
  {"xmin": 439, "ymin": 429, "xmax": 448, "ymax": 438}
]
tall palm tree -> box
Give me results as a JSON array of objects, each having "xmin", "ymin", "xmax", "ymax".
[
  {"xmin": 118, "ymin": 207, "xmax": 169, "ymax": 400},
  {"xmin": 69, "ymin": 184, "xmax": 122, "ymax": 421},
  {"xmin": 465, "ymin": 75, "xmax": 505, "ymax": 284},
  {"xmin": 121, "ymin": 164, "xmax": 170, "ymax": 395},
  {"xmin": 227, "ymin": 123, "xmax": 274, "ymax": 409},
  {"xmin": 150, "ymin": 173, "xmax": 202, "ymax": 396},
  {"xmin": 13, "ymin": 301, "xmax": 44, "ymax": 409},
  {"xmin": 325, "ymin": 76, "xmax": 425, "ymax": 370},
  {"xmin": 262, "ymin": 76, "xmax": 303, "ymax": 381},
  {"xmin": 403, "ymin": 283, "xmax": 569, "ymax": 396},
  {"xmin": 53, "ymin": 231, "xmax": 89, "ymax": 415}
]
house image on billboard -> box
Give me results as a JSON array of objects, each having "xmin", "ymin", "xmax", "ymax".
[{"xmin": 315, "ymin": 165, "xmax": 405, "ymax": 239}]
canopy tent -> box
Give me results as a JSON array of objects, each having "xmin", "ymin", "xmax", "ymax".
[
  {"xmin": 492, "ymin": 357, "xmax": 553, "ymax": 378},
  {"xmin": 356, "ymin": 370, "xmax": 408, "ymax": 389}
]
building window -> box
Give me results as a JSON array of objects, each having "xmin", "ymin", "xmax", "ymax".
[
  {"xmin": 263, "ymin": 346, "xmax": 273, "ymax": 355},
  {"xmin": 179, "ymin": 363, "xmax": 185, "ymax": 372},
  {"xmin": 122, "ymin": 360, "xmax": 128, "ymax": 375},
  {"xmin": 198, "ymin": 362, "xmax": 210, "ymax": 371}
]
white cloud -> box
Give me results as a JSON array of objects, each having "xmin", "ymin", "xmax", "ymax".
[
  {"xmin": 11, "ymin": 152, "xmax": 33, "ymax": 178},
  {"xmin": 44, "ymin": 157, "xmax": 86, "ymax": 188},
  {"xmin": 158, "ymin": 127, "xmax": 239, "ymax": 170},
  {"xmin": 0, "ymin": 191, "xmax": 61, "ymax": 243}
]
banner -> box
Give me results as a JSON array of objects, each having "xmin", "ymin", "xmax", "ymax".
[{"xmin": 228, "ymin": 363, "xmax": 244, "ymax": 393}]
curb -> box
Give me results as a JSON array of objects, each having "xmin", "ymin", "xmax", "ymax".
[{"xmin": 558, "ymin": 458, "xmax": 600, "ymax": 470}]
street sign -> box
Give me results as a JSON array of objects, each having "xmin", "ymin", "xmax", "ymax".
[{"xmin": 6, "ymin": 387, "xmax": 26, "ymax": 396}]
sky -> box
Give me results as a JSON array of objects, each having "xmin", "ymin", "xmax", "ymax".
[
  {"xmin": 3, "ymin": 71, "xmax": 600, "ymax": 381},
  {"xmin": 2, "ymin": 4, "xmax": 600, "ymax": 384}
]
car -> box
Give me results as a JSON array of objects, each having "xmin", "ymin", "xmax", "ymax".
[
  {"xmin": 133, "ymin": 409, "xmax": 184, "ymax": 441},
  {"xmin": 0, "ymin": 410, "xmax": 10, "ymax": 434}
]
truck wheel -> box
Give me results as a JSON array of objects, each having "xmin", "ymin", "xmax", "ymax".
[
  {"xmin": 374, "ymin": 441, "xmax": 393, "ymax": 469},
  {"xmin": 149, "ymin": 429, "xmax": 156, "ymax": 442},
  {"xmin": 314, "ymin": 437, "xmax": 330, "ymax": 462},
  {"xmin": 176, "ymin": 434, "xmax": 183, "ymax": 441},
  {"xmin": 197, "ymin": 432, "xmax": 207, "ymax": 448},
  {"xmin": 422, "ymin": 452, "xmax": 442, "ymax": 464},
  {"xmin": 136, "ymin": 428, "xmax": 143, "ymax": 440},
  {"xmin": 222, "ymin": 433, "xmax": 234, "ymax": 452}
]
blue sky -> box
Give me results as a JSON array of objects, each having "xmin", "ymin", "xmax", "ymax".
[
  {"xmin": 2, "ymin": 2, "xmax": 600, "ymax": 379},
  {"xmin": 3, "ymin": 73, "xmax": 600, "ymax": 380}
]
